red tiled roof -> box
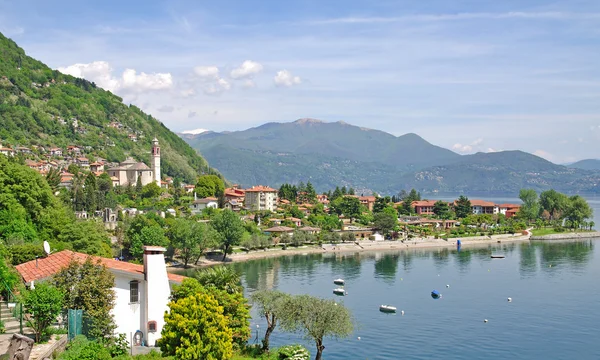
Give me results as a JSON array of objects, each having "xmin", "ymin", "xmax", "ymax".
[
  {"xmin": 245, "ymin": 185, "xmax": 277, "ymax": 192},
  {"xmin": 498, "ymin": 204, "xmax": 521, "ymax": 209},
  {"xmin": 412, "ymin": 200, "xmax": 438, "ymax": 207},
  {"xmin": 470, "ymin": 200, "xmax": 496, "ymax": 207},
  {"xmin": 15, "ymin": 250, "xmax": 185, "ymax": 284},
  {"xmin": 359, "ymin": 196, "xmax": 376, "ymax": 202}
]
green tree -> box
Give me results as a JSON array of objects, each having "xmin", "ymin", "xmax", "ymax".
[
  {"xmin": 399, "ymin": 189, "xmax": 421, "ymax": 215},
  {"xmin": 168, "ymin": 219, "xmax": 214, "ymax": 267},
  {"xmin": 135, "ymin": 175, "xmax": 143, "ymax": 195},
  {"xmin": 211, "ymin": 209, "xmax": 245, "ymax": 261},
  {"xmin": 373, "ymin": 212, "xmax": 397, "ymax": 236},
  {"xmin": 195, "ymin": 175, "xmax": 225, "ymax": 198},
  {"xmin": 171, "ymin": 278, "xmax": 250, "ymax": 349},
  {"xmin": 279, "ymin": 295, "xmax": 354, "ymax": 360},
  {"xmin": 59, "ymin": 220, "xmax": 112, "ymax": 257},
  {"xmin": 45, "ymin": 167, "xmax": 61, "ymax": 193},
  {"xmin": 84, "ymin": 173, "xmax": 98, "ymax": 212},
  {"xmin": 330, "ymin": 196, "xmax": 362, "ymax": 220},
  {"xmin": 341, "ymin": 232, "xmax": 355, "ymax": 243},
  {"xmin": 454, "ymin": 195, "xmax": 472, "ymax": 219},
  {"xmin": 331, "ymin": 187, "xmax": 342, "ymax": 201},
  {"xmin": 539, "ymin": 189, "xmax": 569, "ymax": 221},
  {"xmin": 518, "ymin": 189, "xmax": 539, "ymax": 223},
  {"xmin": 251, "ymin": 290, "xmax": 290, "ymax": 352},
  {"xmin": 159, "ymin": 293, "xmax": 233, "ymax": 360},
  {"xmin": 22, "ymin": 282, "xmax": 64, "ymax": 342},
  {"xmin": 141, "ymin": 182, "xmax": 162, "ymax": 199},
  {"xmin": 0, "ymin": 248, "xmax": 19, "ymax": 299},
  {"xmin": 564, "ymin": 195, "xmax": 593, "ymax": 229},
  {"xmin": 129, "ymin": 224, "xmax": 168, "ymax": 260},
  {"xmin": 52, "ymin": 258, "xmax": 116, "ymax": 339},
  {"xmin": 373, "ymin": 196, "xmax": 391, "ymax": 214},
  {"xmin": 194, "ymin": 266, "xmax": 243, "ymax": 294},
  {"xmin": 433, "ymin": 201, "xmax": 450, "ymax": 219}
]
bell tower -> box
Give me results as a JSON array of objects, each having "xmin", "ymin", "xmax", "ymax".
[{"xmin": 151, "ymin": 137, "xmax": 161, "ymax": 186}]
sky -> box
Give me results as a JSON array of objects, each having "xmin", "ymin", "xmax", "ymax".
[{"xmin": 1, "ymin": 0, "xmax": 600, "ymax": 163}]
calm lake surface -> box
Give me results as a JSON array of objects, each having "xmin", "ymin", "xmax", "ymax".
[{"xmin": 230, "ymin": 240, "xmax": 600, "ymax": 359}]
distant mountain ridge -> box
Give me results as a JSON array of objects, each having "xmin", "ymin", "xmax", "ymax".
[
  {"xmin": 568, "ymin": 159, "xmax": 600, "ymax": 171},
  {"xmin": 182, "ymin": 119, "xmax": 600, "ymax": 195}
]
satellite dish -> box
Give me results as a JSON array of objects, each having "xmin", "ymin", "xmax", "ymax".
[{"xmin": 43, "ymin": 241, "xmax": 51, "ymax": 256}]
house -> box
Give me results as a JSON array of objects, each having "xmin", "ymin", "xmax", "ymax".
[
  {"xmin": 372, "ymin": 232, "xmax": 384, "ymax": 241},
  {"xmin": 224, "ymin": 185, "xmax": 245, "ymax": 203},
  {"xmin": 0, "ymin": 146, "xmax": 14, "ymax": 157},
  {"xmin": 412, "ymin": 200, "xmax": 438, "ymax": 215},
  {"xmin": 288, "ymin": 217, "xmax": 302, "ymax": 227},
  {"xmin": 189, "ymin": 197, "xmax": 218, "ymax": 215},
  {"xmin": 67, "ymin": 145, "xmax": 81, "ymax": 155},
  {"xmin": 49, "ymin": 147, "xmax": 63, "ymax": 156},
  {"xmin": 498, "ymin": 204, "xmax": 521, "ymax": 216},
  {"xmin": 90, "ymin": 162, "xmax": 104, "ymax": 173},
  {"xmin": 316, "ymin": 194, "xmax": 329, "ymax": 205},
  {"xmin": 107, "ymin": 138, "xmax": 161, "ymax": 187},
  {"xmin": 470, "ymin": 200, "xmax": 498, "ymax": 214},
  {"xmin": 128, "ymin": 134, "xmax": 138, "ymax": 142},
  {"xmin": 263, "ymin": 226, "xmax": 295, "ymax": 236},
  {"xmin": 25, "ymin": 159, "xmax": 39, "ymax": 170},
  {"xmin": 160, "ymin": 181, "xmax": 169, "ymax": 189},
  {"xmin": 15, "ymin": 247, "xmax": 185, "ymax": 347},
  {"xmin": 224, "ymin": 200, "xmax": 243, "ymax": 212},
  {"xmin": 359, "ymin": 196, "xmax": 377, "ymax": 212},
  {"xmin": 74, "ymin": 211, "xmax": 88, "ymax": 219},
  {"xmin": 244, "ymin": 185, "xmax": 278, "ymax": 212},
  {"xmin": 77, "ymin": 157, "xmax": 90, "ymax": 168},
  {"xmin": 15, "ymin": 146, "xmax": 31, "ymax": 154},
  {"xmin": 184, "ymin": 185, "xmax": 195, "ymax": 193},
  {"xmin": 297, "ymin": 226, "xmax": 321, "ymax": 235},
  {"xmin": 59, "ymin": 172, "xmax": 74, "ymax": 189}
]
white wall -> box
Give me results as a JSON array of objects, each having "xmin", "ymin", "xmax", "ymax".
[
  {"xmin": 112, "ymin": 273, "xmax": 145, "ymax": 344},
  {"xmin": 144, "ymin": 252, "xmax": 171, "ymax": 347}
]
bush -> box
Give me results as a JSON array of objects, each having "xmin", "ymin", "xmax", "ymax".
[
  {"xmin": 278, "ymin": 344, "xmax": 311, "ymax": 360},
  {"xmin": 58, "ymin": 336, "xmax": 111, "ymax": 360},
  {"xmin": 553, "ymin": 226, "xmax": 566, "ymax": 233},
  {"xmin": 0, "ymin": 319, "xmax": 5, "ymax": 334}
]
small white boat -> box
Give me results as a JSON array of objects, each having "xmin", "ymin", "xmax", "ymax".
[
  {"xmin": 333, "ymin": 288, "xmax": 347, "ymax": 296},
  {"xmin": 379, "ymin": 305, "xmax": 397, "ymax": 313},
  {"xmin": 333, "ymin": 278, "xmax": 345, "ymax": 285}
]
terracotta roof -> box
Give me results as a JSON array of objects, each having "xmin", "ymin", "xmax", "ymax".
[
  {"xmin": 89, "ymin": 162, "xmax": 103, "ymax": 166},
  {"xmin": 264, "ymin": 226, "xmax": 294, "ymax": 232},
  {"xmin": 470, "ymin": 200, "xmax": 496, "ymax": 207},
  {"xmin": 15, "ymin": 250, "xmax": 185, "ymax": 284},
  {"xmin": 412, "ymin": 200, "xmax": 438, "ymax": 207},
  {"xmin": 359, "ymin": 196, "xmax": 376, "ymax": 202},
  {"xmin": 497, "ymin": 204, "xmax": 521, "ymax": 208},
  {"xmin": 193, "ymin": 197, "xmax": 218, "ymax": 204},
  {"xmin": 245, "ymin": 185, "xmax": 277, "ymax": 192},
  {"xmin": 298, "ymin": 226, "xmax": 321, "ymax": 231},
  {"xmin": 184, "ymin": 185, "xmax": 195, "ymax": 188},
  {"xmin": 288, "ymin": 217, "xmax": 302, "ymax": 222},
  {"xmin": 0, "ymin": 147, "xmax": 13, "ymax": 151}
]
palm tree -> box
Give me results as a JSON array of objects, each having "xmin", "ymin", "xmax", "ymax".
[{"xmin": 193, "ymin": 266, "xmax": 242, "ymax": 294}]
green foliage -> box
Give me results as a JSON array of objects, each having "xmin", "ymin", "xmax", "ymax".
[
  {"xmin": 159, "ymin": 293, "xmax": 234, "ymax": 360},
  {"xmin": 57, "ymin": 336, "xmax": 111, "ymax": 360},
  {"xmin": 7, "ymin": 243, "xmax": 44, "ymax": 265},
  {"xmin": 140, "ymin": 182, "xmax": 162, "ymax": 199},
  {"xmin": 58, "ymin": 220, "xmax": 112, "ymax": 257},
  {"xmin": 129, "ymin": 223, "xmax": 168, "ymax": 260},
  {"xmin": 539, "ymin": 189, "xmax": 569, "ymax": 221},
  {"xmin": 454, "ymin": 195, "xmax": 472, "ymax": 219},
  {"xmin": 518, "ymin": 189, "xmax": 540, "ymax": 223},
  {"xmin": 373, "ymin": 212, "xmax": 397, "ymax": 235},
  {"xmin": 564, "ymin": 195, "xmax": 594, "ymax": 228},
  {"xmin": 279, "ymin": 295, "xmax": 354, "ymax": 360},
  {"xmin": 22, "ymin": 282, "xmax": 64, "ymax": 342},
  {"xmin": 168, "ymin": 218, "xmax": 214, "ymax": 267},
  {"xmin": 330, "ymin": 196, "xmax": 362, "ymax": 220},
  {"xmin": 341, "ymin": 232, "xmax": 355, "ymax": 243},
  {"xmin": 0, "ymin": 249, "xmax": 19, "ymax": 299},
  {"xmin": 241, "ymin": 233, "xmax": 272, "ymax": 250},
  {"xmin": 196, "ymin": 175, "xmax": 225, "ymax": 198},
  {"xmin": 433, "ymin": 200, "xmax": 450, "ymax": 219},
  {"xmin": 211, "ymin": 210, "xmax": 245, "ymax": 261},
  {"xmin": 398, "ymin": 189, "xmax": 421, "ymax": 215},
  {"xmin": 278, "ymin": 184, "xmax": 298, "ymax": 202},
  {"xmin": 52, "ymin": 258, "xmax": 116, "ymax": 339},
  {"xmin": 322, "ymin": 231, "xmax": 341, "ymax": 244},
  {"xmin": 194, "ymin": 266, "xmax": 243, "ymax": 294},
  {"xmin": 251, "ymin": 290, "xmax": 291, "ymax": 352},
  {"xmin": 0, "ymin": 32, "xmax": 216, "ymax": 183}
]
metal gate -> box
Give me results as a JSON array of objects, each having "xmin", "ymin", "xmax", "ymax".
[{"xmin": 67, "ymin": 309, "xmax": 83, "ymax": 340}]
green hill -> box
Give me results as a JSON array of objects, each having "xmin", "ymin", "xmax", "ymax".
[
  {"xmin": 182, "ymin": 120, "xmax": 600, "ymax": 195},
  {"xmin": 568, "ymin": 159, "xmax": 600, "ymax": 171},
  {"xmin": 0, "ymin": 32, "xmax": 214, "ymax": 183},
  {"xmin": 183, "ymin": 118, "xmax": 460, "ymax": 192}
]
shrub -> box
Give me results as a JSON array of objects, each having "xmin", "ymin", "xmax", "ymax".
[
  {"xmin": 58, "ymin": 336, "xmax": 111, "ymax": 360},
  {"xmin": 278, "ymin": 344, "xmax": 311, "ymax": 360},
  {"xmin": 0, "ymin": 319, "xmax": 5, "ymax": 334}
]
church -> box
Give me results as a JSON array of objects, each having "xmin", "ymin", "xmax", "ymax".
[{"xmin": 108, "ymin": 138, "xmax": 161, "ymax": 187}]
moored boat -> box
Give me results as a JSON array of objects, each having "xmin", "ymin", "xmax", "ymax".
[
  {"xmin": 333, "ymin": 288, "xmax": 347, "ymax": 296},
  {"xmin": 491, "ymin": 255, "xmax": 506, "ymax": 259},
  {"xmin": 379, "ymin": 305, "xmax": 397, "ymax": 313},
  {"xmin": 431, "ymin": 290, "xmax": 441, "ymax": 299},
  {"xmin": 334, "ymin": 278, "xmax": 345, "ymax": 285}
]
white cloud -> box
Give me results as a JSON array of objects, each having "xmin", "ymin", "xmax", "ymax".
[
  {"xmin": 230, "ymin": 60, "xmax": 263, "ymax": 79},
  {"xmin": 274, "ymin": 70, "xmax": 302, "ymax": 87},
  {"xmin": 203, "ymin": 78, "xmax": 231, "ymax": 95},
  {"xmin": 180, "ymin": 88, "xmax": 196, "ymax": 97},
  {"xmin": 157, "ymin": 105, "xmax": 174, "ymax": 112},
  {"xmin": 452, "ymin": 138, "xmax": 490, "ymax": 154},
  {"xmin": 242, "ymin": 80, "xmax": 256, "ymax": 89},
  {"xmin": 534, "ymin": 149, "xmax": 555, "ymax": 162},
  {"xmin": 58, "ymin": 61, "xmax": 172, "ymax": 93},
  {"xmin": 452, "ymin": 143, "xmax": 473, "ymax": 153},
  {"xmin": 194, "ymin": 66, "xmax": 220, "ymax": 80}
]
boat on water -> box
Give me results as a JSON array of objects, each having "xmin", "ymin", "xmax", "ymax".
[
  {"xmin": 379, "ymin": 305, "xmax": 397, "ymax": 313},
  {"xmin": 334, "ymin": 278, "xmax": 345, "ymax": 285},
  {"xmin": 491, "ymin": 255, "xmax": 506, "ymax": 259},
  {"xmin": 431, "ymin": 290, "xmax": 441, "ymax": 299},
  {"xmin": 333, "ymin": 288, "xmax": 347, "ymax": 296}
]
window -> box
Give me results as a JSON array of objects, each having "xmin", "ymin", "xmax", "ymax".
[
  {"xmin": 130, "ymin": 281, "xmax": 139, "ymax": 303},
  {"xmin": 148, "ymin": 321, "xmax": 157, "ymax": 333}
]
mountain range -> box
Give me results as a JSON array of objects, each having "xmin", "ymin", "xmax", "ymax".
[
  {"xmin": 567, "ymin": 159, "xmax": 600, "ymax": 171},
  {"xmin": 182, "ymin": 119, "xmax": 600, "ymax": 195},
  {"xmin": 0, "ymin": 32, "xmax": 214, "ymax": 183}
]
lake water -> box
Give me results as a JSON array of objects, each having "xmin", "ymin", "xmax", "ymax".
[{"xmin": 232, "ymin": 240, "xmax": 600, "ymax": 359}]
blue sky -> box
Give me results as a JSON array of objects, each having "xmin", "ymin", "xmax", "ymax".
[{"xmin": 1, "ymin": 0, "xmax": 600, "ymax": 163}]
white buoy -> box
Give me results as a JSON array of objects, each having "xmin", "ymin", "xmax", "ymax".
[
  {"xmin": 401, "ymin": 310, "xmax": 405, "ymax": 316},
  {"xmin": 357, "ymin": 337, "xmax": 361, "ymax": 340},
  {"xmin": 507, "ymin": 297, "xmax": 512, "ymax": 302},
  {"xmin": 446, "ymin": 284, "xmax": 450, "ymax": 288},
  {"xmin": 484, "ymin": 319, "xmax": 488, "ymax": 323}
]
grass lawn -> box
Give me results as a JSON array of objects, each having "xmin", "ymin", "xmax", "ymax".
[{"xmin": 531, "ymin": 227, "xmax": 593, "ymax": 236}]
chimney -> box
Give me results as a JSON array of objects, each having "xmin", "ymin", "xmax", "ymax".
[
  {"xmin": 194, "ymin": 192, "xmax": 197, "ymax": 201},
  {"xmin": 143, "ymin": 246, "xmax": 170, "ymax": 347}
]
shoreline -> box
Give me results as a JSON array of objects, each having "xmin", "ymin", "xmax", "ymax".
[
  {"xmin": 177, "ymin": 232, "xmax": 535, "ymax": 268},
  {"xmin": 530, "ymin": 231, "xmax": 600, "ymax": 241}
]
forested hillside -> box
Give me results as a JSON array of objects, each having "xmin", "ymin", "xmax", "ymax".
[{"xmin": 0, "ymin": 32, "xmax": 214, "ymax": 183}]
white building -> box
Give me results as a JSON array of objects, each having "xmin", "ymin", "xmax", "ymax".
[
  {"xmin": 189, "ymin": 196, "xmax": 218, "ymax": 215},
  {"xmin": 244, "ymin": 185, "xmax": 278, "ymax": 212},
  {"xmin": 15, "ymin": 246, "xmax": 184, "ymax": 347},
  {"xmin": 107, "ymin": 138, "xmax": 161, "ymax": 187}
]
